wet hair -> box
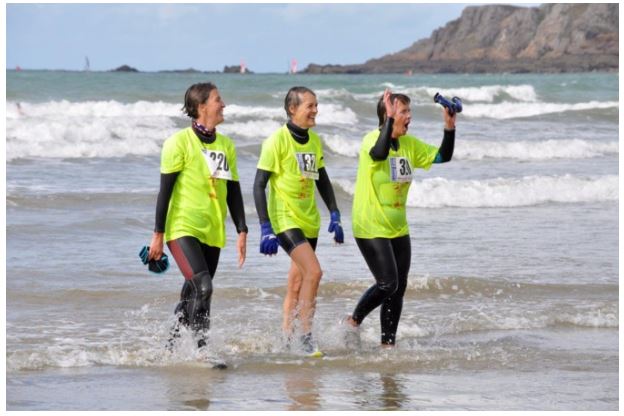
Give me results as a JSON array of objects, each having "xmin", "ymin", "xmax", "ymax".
[
  {"xmin": 284, "ymin": 86, "xmax": 316, "ymax": 118},
  {"xmin": 182, "ymin": 82, "xmax": 217, "ymax": 119},
  {"xmin": 377, "ymin": 93, "xmax": 410, "ymax": 126}
]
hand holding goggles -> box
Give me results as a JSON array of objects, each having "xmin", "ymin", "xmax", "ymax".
[
  {"xmin": 139, "ymin": 245, "xmax": 170, "ymax": 274},
  {"xmin": 434, "ymin": 93, "xmax": 463, "ymax": 116}
]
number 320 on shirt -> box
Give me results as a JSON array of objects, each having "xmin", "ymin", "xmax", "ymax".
[{"xmin": 203, "ymin": 150, "xmax": 232, "ymax": 180}]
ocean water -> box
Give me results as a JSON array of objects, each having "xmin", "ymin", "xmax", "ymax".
[{"xmin": 5, "ymin": 70, "xmax": 619, "ymax": 410}]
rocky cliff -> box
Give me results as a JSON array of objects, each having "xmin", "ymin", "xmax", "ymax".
[
  {"xmin": 111, "ymin": 65, "xmax": 139, "ymax": 72},
  {"xmin": 304, "ymin": 4, "xmax": 618, "ymax": 74}
]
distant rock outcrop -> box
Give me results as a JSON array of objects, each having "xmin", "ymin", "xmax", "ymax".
[
  {"xmin": 111, "ymin": 65, "xmax": 139, "ymax": 72},
  {"xmin": 304, "ymin": 4, "xmax": 618, "ymax": 74},
  {"xmin": 223, "ymin": 65, "xmax": 254, "ymax": 74}
]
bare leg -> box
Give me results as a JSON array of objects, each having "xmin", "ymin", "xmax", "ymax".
[
  {"xmin": 288, "ymin": 242, "xmax": 322, "ymax": 334},
  {"xmin": 282, "ymin": 260, "xmax": 303, "ymax": 335}
]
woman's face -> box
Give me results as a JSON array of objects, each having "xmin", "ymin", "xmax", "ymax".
[
  {"xmin": 289, "ymin": 92, "xmax": 318, "ymax": 129},
  {"xmin": 197, "ymin": 88, "xmax": 225, "ymax": 127},
  {"xmin": 391, "ymin": 99, "xmax": 411, "ymax": 138}
]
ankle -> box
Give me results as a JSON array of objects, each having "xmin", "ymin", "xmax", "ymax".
[{"xmin": 346, "ymin": 316, "xmax": 359, "ymax": 327}]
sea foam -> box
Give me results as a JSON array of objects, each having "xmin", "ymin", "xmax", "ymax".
[
  {"xmin": 417, "ymin": 84, "xmax": 538, "ymax": 103},
  {"xmin": 6, "ymin": 98, "xmax": 617, "ymax": 160},
  {"xmin": 335, "ymin": 174, "xmax": 618, "ymax": 208},
  {"xmin": 6, "ymin": 115, "xmax": 177, "ymax": 160},
  {"xmin": 6, "ymin": 100, "xmax": 359, "ymax": 160},
  {"xmin": 322, "ymin": 135, "xmax": 618, "ymax": 160},
  {"xmin": 455, "ymin": 139, "xmax": 618, "ymax": 160},
  {"xmin": 356, "ymin": 84, "xmax": 539, "ymax": 104},
  {"xmin": 6, "ymin": 99, "xmax": 183, "ymax": 119},
  {"xmin": 464, "ymin": 100, "xmax": 618, "ymax": 119}
]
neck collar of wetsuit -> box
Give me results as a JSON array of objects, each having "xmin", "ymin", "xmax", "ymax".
[
  {"xmin": 286, "ymin": 120, "xmax": 309, "ymax": 144},
  {"xmin": 390, "ymin": 139, "xmax": 399, "ymax": 151},
  {"xmin": 192, "ymin": 120, "xmax": 216, "ymax": 144},
  {"xmin": 379, "ymin": 126, "xmax": 400, "ymax": 151}
]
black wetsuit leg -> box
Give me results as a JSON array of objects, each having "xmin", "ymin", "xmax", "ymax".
[
  {"xmin": 352, "ymin": 235, "xmax": 411, "ymax": 345},
  {"xmin": 380, "ymin": 236, "xmax": 411, "ymax": 345},
  {"xmin": 167, "ymin": 236, "xmax": 221, "ymax": 334}
]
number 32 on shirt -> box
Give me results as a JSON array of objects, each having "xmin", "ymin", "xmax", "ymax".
[{"xmin": 296, "ymin": 152, "xmax": 319, "ymax": 180}]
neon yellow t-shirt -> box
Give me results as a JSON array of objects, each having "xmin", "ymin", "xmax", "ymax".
[
  {"xmin": 352, "ymin": 129, "xmax": 438, "ymax": 239},
  {"xmin": 161, "ymin": 127, "xmax": 239, "ymax": 248},
  {"xmin": 257, "ymin": 125, "xmax": 325, "ymax": 238}
]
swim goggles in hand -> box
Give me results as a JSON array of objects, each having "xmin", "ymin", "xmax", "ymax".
[{"xmin": 139, "ymin": 245, "xmax": 170, "ymax": 274}]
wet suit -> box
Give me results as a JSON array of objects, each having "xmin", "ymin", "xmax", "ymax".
[
  {"xmin": 351, "ymin": 118, "xmax": 454, "ymax": 345},
  {"xmin": 155, "ymin": 123, "xmax": 247, "ymax": 344},
  {"xmin": 253, "ymin": 120, "xmax": 337, "ymax": 253}
]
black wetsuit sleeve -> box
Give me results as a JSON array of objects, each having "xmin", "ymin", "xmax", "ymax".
[
  {"xmin": 437, "ymin": 128, "xmax": 456, "ymax": 163},
  {"xmin": 253, "ymin": 169, "xmax": 272, "ymax": 224},
  {"xmin": 226, "ymin": 181, "xmax": 248, "ymax": 234},
  {"xmin": 369, "ymin": 118, "xmax": 394, "ymax": 161},
  {"xmin": 154, "ymin": 172, "xmax": 180, "ymax": 233},
  {"xmin": 315, "ymin": 167, "xmax": 338, "ymax": 213}
]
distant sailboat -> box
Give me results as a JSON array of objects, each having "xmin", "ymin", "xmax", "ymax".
[
  {"xmin": 240, "ymin": 59, "xmax": 247, "ymax": 74},
  {"xmin": 84, "ymin": 56, "xmax": 90, "ymax": 72},
  {"xmin": 289, "ymin": 58, "xmax": 298, "ymax": 74}
]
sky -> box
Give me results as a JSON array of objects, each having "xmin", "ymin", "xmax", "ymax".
[{"xmin": 6, "ymin": 2, "xmax": 538, "ymax": 73}]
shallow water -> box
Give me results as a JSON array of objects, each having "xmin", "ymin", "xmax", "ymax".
[{"xmin": 6, "ymin": 71, "xmax": 619, "ymax": 410}]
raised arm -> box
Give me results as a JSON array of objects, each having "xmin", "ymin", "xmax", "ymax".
[{"xmin": 433, "ymin": 107, "xmax": 457, "ymax": 164}]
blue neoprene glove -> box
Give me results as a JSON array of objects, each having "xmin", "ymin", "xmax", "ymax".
[
  {"xmin": 328, "ymin": 211, "xmax": 344, "ymax": 244},
  {"xmin": 260, "ymin": 222, "xmax": 279, "ymax": 255}
]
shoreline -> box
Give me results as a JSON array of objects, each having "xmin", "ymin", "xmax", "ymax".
[{"xmin": 6, "ymin": 68, "xmax": 619, "ymax": 75}]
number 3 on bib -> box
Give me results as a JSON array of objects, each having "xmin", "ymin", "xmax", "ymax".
[
  {"xmin": 296, "ymin": 152, "xmax": 319, "ymax": 180},
  {"xmin": 203, "ymin": 150, "xmax": 233, "ymax": 180},
  {"xmin": 390, "ymin": 157, "xmax": 412, "ymax": 182}
]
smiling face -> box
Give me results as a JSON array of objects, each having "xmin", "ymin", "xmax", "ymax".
[
  {"xmin": 197, "ymin": 88, "xmax": 225, "ymax": 128},
  {"xmin": 391, "ymin": 99, "xmax": 411, "ymax": 138},
  {"xmin": 289, "ymin": 92, "xmax": 318, "ymax": 129}
]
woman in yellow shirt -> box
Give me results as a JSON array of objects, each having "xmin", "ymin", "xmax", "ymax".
[
  {"xmin": 147, "ymin": 82, "xmax": 247, "ymax": 350},
  {"xmin": 345, "ymin": 89, "xmax": 457, "ymax": 347},
  {"xmin": 254, "ymin": 86, "xmax": 343, "ymax": 355}
]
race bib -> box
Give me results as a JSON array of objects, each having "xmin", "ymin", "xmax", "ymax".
[
  {"xmin": 295, "ymin": 152, "xmax": 319, "ymax": 179},
  {"xmin": 389, "ymin": 157, "xmax": 412, "ymax": 182},
  {"xmin": 203, "ymin": 150, "xmax": 232, "ymax": 180}
]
